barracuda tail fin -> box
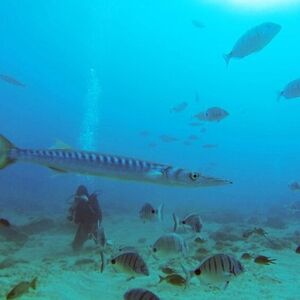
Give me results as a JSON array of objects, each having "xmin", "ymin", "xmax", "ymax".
[{"xmin": 0, "ymin": 135, "xmax": 15, "ymax": 169}]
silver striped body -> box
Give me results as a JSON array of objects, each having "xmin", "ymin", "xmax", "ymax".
[
  {"xmin": 110, "ymin": 251, "xmax": 149, "ymax": 276},
  {"xmin": 124, "ymin": 288, "xmax": 160, "ymax": 300},
  {"xmin": 182, "ymin": 213, "xmax": 203, "ymax": 233},
  {"xmin": 152, "ymin": 233, "xmax": 188, "ymax": 258},
  {"xmin": 8, "ymin": 147, "xmax": 231, "ymax": 187},
  {"xmin": 194, "ymin": 254, "xmax": 244, "ymax": 284}
]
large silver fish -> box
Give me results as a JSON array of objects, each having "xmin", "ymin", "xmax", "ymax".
[
  {"xmin": 0, "ymin": 135, "xmax": 231, "ymax": 188},
  {"xmin": 224, "ymin": 22, "xmax": 281, "ymax": 66},
  {"xmin": 193, "ymin": 254, "xmax": 244, "ymax": 288}
]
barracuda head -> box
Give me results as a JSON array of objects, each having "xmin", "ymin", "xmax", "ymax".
[
  {"xmin": 175, "ymin": 171, "xmax": 233, "ymax": 187},
  {"xmin": 148, "ymin": 167, "xmax": 233, "ymax": 188}
]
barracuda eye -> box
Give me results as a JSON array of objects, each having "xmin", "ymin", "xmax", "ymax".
[
  {"xmin": 151, "ymin": 209, "xmax": 155, "ymax": 214},
  {"xmin": 111, "ymin": 259, "xmax": 116, "ymax": 264},
  {"xmin": 189, "ymin": 172, "xmax": 200, "ymax": 181},
  {"xmin": 153, "ymin": 247, "xmax": 157, "ymax": 253}
]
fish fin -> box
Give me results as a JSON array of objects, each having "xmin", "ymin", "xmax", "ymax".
[
  {"xmin": 48, "ymin": 166, "xmax": 68, "ymax": 173},
  {"xmin": 50, "ymin": 139, "xmax": 72, "ymax": 150},
  {"xmin": 224, "ymin": 280, "xmax": 230, "ymax": 290},
  {"xmin": 100, "ymin": 251, "xmax": 105, "ymax": 273},
  {"xmin": 172, "ymin": 213, "xmax": 179, "ymax": 232},
  {"xmin": 157, "ymin": 204, "xmax": 164, "ymax": 222},
  {"xmin": 158, "ymin": 275, "xmax": 165, "ymax": 284},
  {"xmin": 146, "ymin": 169, "xmax": 163, "ymax": 179},
  {"xmin": 181, "ymin": 264, "xmax": 191, "ymax": 289},
  {"xmin": 30, "ymin": 277, "xmax": 37, "ymax": 290},
  {"xmin": 0, "ymin": 135, "xmax": 16, "ymax": 169},
  {"xmin": 223, "ymin": 53, "xmax": 231, "ymax": 67},
  {"xmin": 276, "ymin": 91, "xmax": 283, "ymax": 102}
]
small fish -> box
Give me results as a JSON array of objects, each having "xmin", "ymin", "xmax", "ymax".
[
  {"xmin": 152, "ymin": 233, "xmax": 188, "ymax": 258},
  {"xmin": 173, "ymin": 213, "xmax": 203, "ymax": 233},
  {"xmin": 110, "ymin": 251, "xmax": 149, "ymax": 276},
  {"xmin": 148, "ymin": 142, "xmax": 157, "ymax": 148},
  {"xmin": 188, "ymin": 135, "xmax": 199, "ymax": 141},
  {"xmin": 159, "ymin": 265, "xmax": 177, "ymax": 275},
  {"xmin": 159, "ymin": 273, "xmax": 187, "ymax": 287},
  {"xmin": 192, "ymin": 20, "xmax": 205, "ymax": 29},
  {"xmin": 193, "ymin": 254, "xmax": 244, "ymax": 287},
  {"xmin": 241, "ymin": 253, "xmax": 253, "ymax": 260},
  {"xmin": 223, "ymin": 22, "xmax": 281, "ymax": 66},
  {"xmin": 139, "ymin": 130, "xmax": 150, "ymax": 137},
  {"xmin": 0, "ymin": 218, "xmax": 11, "ymax": 227},
  {"xmin": 0, "ymin": 74, "xmax": 26, "ymax": 88},
  {"xmin": 194, "ymin": 237, "xmax": 206, "ymax": 244},
  {"xmin": 194, "ymin": 107, "xmax": 229, "ymax": 122},
  {"xmin": 254, "ymin": 255, "xmax": 276, "ymax": 265},
  {"xmin": 123, "ymin": 288, "xmax": 160, "ymax": 300},
  {"xmin": 296, "ymin": 245, "xmax": 300, "ymax": 254},
  {"xmin": 202, "ymin": 144, "xmax": 218, "ymax": 149},
  {"xmin": 278, "ymin": 79, "xmax": 300, "ymax": 101},
  {"xmin": 118, "ymin": 246, "xmax": 138, "ymax": 253},
  {"xmin": 6, "ymin": 278, "xmax": 37, "ymax": 299},
  {"xmin": 288, "ymin": 181, "xmax": 300, "ymax": 191},
  {"xmin": 159, "ymin": 135, "xmax": 178, "ymax": 143},
  {"xmin": 139, "ymin": 203, "xmax": 164, "ymax": 222},
  {"xmin": 170, "ymin": 102, "xmax": 188, "ymax": 113},
  {"xmin": 183, "ymin": 141, "xmax": 192, "ymax": 146},
  {"xmin": 285, "ymin": 200, "xmax": 300, "ymax": 213},
  {"xmin": 243, "ymin": 227, "xmax": 275, "ymax": 245}
]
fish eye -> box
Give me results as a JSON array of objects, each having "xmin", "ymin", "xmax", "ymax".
[
  {"xmin": 153, "ymin": 247, "xmax": 157, "ymax": 253},
  {"xmin": 182, "ymin": 221, "xmax": 186, "ymax": 224},
  {"xmin": 111, "ymin": 259, "xmax": 116, "ymax": 264},
  {"xmin": 189, "ymin": 172, "xmax": 200, "ymax": 181},
  {"xmin": 194, "ymin": 268, "xmax": 201, "ymax": 276},
  {"xmin": 151, "ymin": 209, "xmax": 155, "ymax": 214}
]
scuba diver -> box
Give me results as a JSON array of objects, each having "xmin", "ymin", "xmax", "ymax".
[{"xmin": 68, "ymin": 185, "xmax": 102, "ymax": 251}]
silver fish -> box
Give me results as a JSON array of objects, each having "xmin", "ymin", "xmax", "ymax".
[
  {"xmin": 170, "ymin": 102, "xmax": 188, "ymax": 113},
  {"xmin": 0, "ymin": 74, "xmax": 26, "ymax": 88},
  {"xmin": 0, "ymin": 135, "xmax": 231, "ymax": 188},
  {"xmin": 224, "ymin": 22, "xmax": 281, "ymax": 66},
  {"xmin": 193, "ymin": 254, "xmax": 244, "ymax": 287},
  {"xmin": 159, "ymin": 135, "xmax": 178, "ymax": 143},
  {"xmin": 194, "ymin": 107, "xmax": 229, "ymax": 122},
  {"xmin": 110, "ymin": 251, "xmax": 149, "ymax": 276},
  {"xmin": 139, "ymin": 203, "xmax": 164, "ymax": 222},
  {"xmin": 123, "ymin": 288, "xmax": 160, "ymax": 300},
  {"xmin": 173, "ymin": 213, "xmax": 203, "ymax": 233},
  {"xmin": 278, "ymin": 79, "xmax": 300, "ymax": 101},
  {"xmin": 152, "ymin": 233, "xmax": 188, "ymax": 258}
]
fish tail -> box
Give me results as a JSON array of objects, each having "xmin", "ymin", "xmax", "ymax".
[
  {"xmin": 158, "ymin": 275, "xmax": 165, "ymax": 284},
  {"xmin": 30, "ymin": 277, "xmax": 38, "ymax": 290},
  {"xmin": 223, "ymin": 53, "xmax": 231, "ymax": 67},
  {"xmin": 157, "ymin": 204, "xmax": 164, "ymax": 221},
  {"xmin": 0, "ymin": 135, "xmax": 16, "ymax": 169},
  {"xmin": 172, "ymin": 213, "xmax": 179, "ymax": 232},
  {"xmin": 277, "ymin": 91, "xmax": 283, "ymax": 102}
]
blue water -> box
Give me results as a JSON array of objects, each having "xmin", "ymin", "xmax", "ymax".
[{"xmin": 1, "ymin": 1, "xmax": 300, "ymax": 299}]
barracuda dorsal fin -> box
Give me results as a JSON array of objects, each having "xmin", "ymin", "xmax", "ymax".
[
  {"xmin": 48, "ymin": 166, "xmax": 68, "ymax": 173},
  {"xmin": 50, "ymin": 139, "xmax": 72, "ymax": 150}
]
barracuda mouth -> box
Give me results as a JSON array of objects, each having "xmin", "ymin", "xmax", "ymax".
[{"xmin": 197, "ymin": 175, "xmax": 233, "ymax": 187}]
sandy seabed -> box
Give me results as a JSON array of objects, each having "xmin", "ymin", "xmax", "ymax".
[{"xmin": 0, "ymin": 210, "xmax": 299, "ymax": 300}]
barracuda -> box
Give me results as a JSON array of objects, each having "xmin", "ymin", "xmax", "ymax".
[{"xmin": 0, "ymin": 135, "xmax": 232, "ymax": 188}]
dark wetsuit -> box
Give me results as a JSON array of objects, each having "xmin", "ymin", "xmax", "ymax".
[{"xmin": 71, "ymin": 190, "xmax": 102, "ymax": 251}]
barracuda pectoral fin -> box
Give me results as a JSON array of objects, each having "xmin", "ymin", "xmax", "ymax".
[
  {"xmin": 146, "ymin": 168, "xmax": 164, "ymax": 179},
  {"xmin": 48, "ymin": 166, "xmax": 68, "ymax": 173}
]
